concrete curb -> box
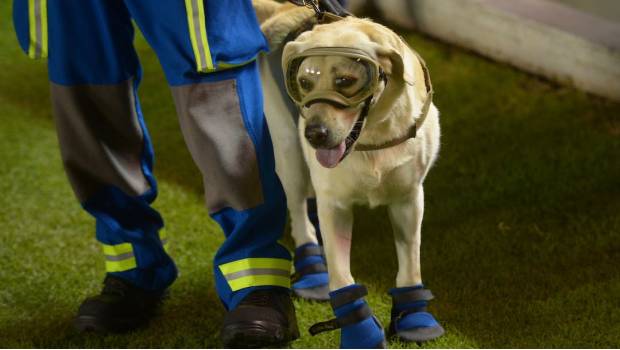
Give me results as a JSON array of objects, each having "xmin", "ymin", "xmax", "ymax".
[{"xmin": 382, "ymin": 0, "xmax": 620, "ymax": 101}]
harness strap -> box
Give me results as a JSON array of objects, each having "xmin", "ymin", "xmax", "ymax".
[
  {"xmin": 330, "ymin": 284, "xmax": 368, "ymax": 309},
  {"xmin": 291, "ymin": 263, "xmax": 328, "ymax": 282},
  {"xmin": 390, "ymin": 288, "xmax": 434, "ymax": 322},
  {"xmin": 392, "ymin": 288, "xmax": 434, "ymax": 306},
  {"xmin": 294, "ymin": 244, "xmax": 324, "ymax": 262},
  {"xmin": 309, "ymin": 303, "xmax": 373, "ymax": 335},
  {"xmin": 354, "ymin": 123, "xmax": 417, "ymax": 151}
]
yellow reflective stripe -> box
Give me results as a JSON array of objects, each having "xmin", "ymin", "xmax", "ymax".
[
  {"xmin": 40, "ymin": 0, "xmax": 48, "ymax": 58},
  {"xmin": 101, "ymin": 242, "xmax": 136, "ymax": 272},
  {"xmin": 27, "ymin": 0, "xmax": 36, "ymax": 58},
  {"xmin": 227, "ymin": 275, "xmax": 290, "ymax": 292},
  {"xmin": 184, "ymin": 0, "xmax": 213, "ymax": 72},
  {"xmin": 27, "ymin": 0, "xmax": 47, "ymax": 59},
  {"xmin": 217, "ymin": 58, "xmax": 257, "ymax": 70},
  {"xmin": 105, "ymin": 257, "xmax": 137, "ymax": 273},
  {"xmin": 102, "ymin": 242, "xmax": 133, "ymax": 256},
  {"xmin": 196, "ymin": 0, "xmax": 214, "ymax": 71},
  {"xmin": 184, "ymin": 0, "xmax": 202, "ymax": 71},
  {"xmin": 219, "ymin": 258, "xmax": 291, "ymax": 275}
]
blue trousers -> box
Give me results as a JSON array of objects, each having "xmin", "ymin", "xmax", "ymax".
[{"xmin": 13, "ymin": 0, "xmax": 291, "ymax": 310}]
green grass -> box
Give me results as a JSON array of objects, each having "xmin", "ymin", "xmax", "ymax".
[{"xmin": 1, "ymin": 2, "xmax": 620, "ymax": 348}]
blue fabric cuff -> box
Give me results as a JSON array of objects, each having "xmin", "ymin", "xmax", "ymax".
[
  {"xmin": 292, "ymin": 272, "xmax": 328, "ymax": 289},
  {"xmin": 388, "ymin": 284, "xmax": 424, "ymax": 296}
]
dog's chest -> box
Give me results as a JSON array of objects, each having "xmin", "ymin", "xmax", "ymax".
[{"xmin": 339, "ymin": 151, "xmax": 419, "ymax": 206}]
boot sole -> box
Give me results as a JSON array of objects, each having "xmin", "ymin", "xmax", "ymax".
[
  {"xmin": 389, "ymin": 324, "xmax": 445, "ymax": 343},
  {"xmin": 292, "ymin": 284, "xmax": 330, "ymax": 301},
  {"xmin": 221, "ymin": 321, "xmax": 299, "ymax": 348},
  {"xmin": 74, "ymin": 315, "xmax": 147, "ymax": 334}
]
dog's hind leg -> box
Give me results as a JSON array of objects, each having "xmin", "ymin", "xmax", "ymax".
[
  {"xmin": 265, "ymin": 109, "xmax": 329, "ymax": 300},
  {"xmin": 287, "ymin": 185, "xmax": 330, "ymax": 301},
  {"xmin": 259, "ymin": 51, "xmax": 329, "ymax": 300},
  {"xmin": 386, "ymin": 185, "xmax": 444, "ymax": 342},
  {"xmin": 270, "ymin": 122, "xmax": 330, "ymax": 300}
]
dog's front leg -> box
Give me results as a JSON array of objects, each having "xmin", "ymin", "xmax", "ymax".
[
  {"xmin": 386, "ymin": 185, "xmax": 445, "ymax": 342},
  {"xmin": 312, "ymin": 197, "xmax": 387, "ymax": 348},
  {"xmin": 317, "ymin": 198, "xmax": 354, "ymax": 290},
  {"xmin": 388, "ymin": 185, "xmax": 424, "ymax": 287}
]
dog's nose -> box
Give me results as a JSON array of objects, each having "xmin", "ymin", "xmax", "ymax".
[{"xmin": 305, "ymin": 123, "xmax": 330, "ymax": 147}]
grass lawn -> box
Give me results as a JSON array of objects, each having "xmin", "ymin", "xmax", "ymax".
[{"xmin": 1, "ymin": 2, "xmax": 619, "ymax": 348}]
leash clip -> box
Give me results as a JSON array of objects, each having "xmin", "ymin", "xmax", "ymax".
[
  {"xmin": 288, "ymin": 0, "xmax": 349, "ymax": 22},
  {"xmin": 305, "ymin": 0, "xmax": 322, "ymax": 15},
  {"xmin": 288, "ymin": 0, "xmax": 321, "ymax": 15}
]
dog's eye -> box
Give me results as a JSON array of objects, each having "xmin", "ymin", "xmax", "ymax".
[
  {"xmin": 298, "ymin": 78, "xmax": 314, "ymax": 91},
  {"xmin": 335, "ymin": 76, "xmax": 358, "ymax": 89}
]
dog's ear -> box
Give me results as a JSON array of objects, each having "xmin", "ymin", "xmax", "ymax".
[
  {"xmin": 362, "ymin": 25, "xmax": 412, "ymax": 119},
  {"xmin": 364, "ymin": 22, "xmax": 432, "ymax": 119},
  {"xmin": 371, "ymin": 46, "xmax": 407, "ymax": 119}
]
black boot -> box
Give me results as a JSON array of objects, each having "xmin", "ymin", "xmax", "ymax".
[
  {"xmin": 221, "ymin": 288, "xmax": 300, "ymax": 348},
  {"xmin": 74, "ymin": 275, "xmax": 166, "ymax": 333}
]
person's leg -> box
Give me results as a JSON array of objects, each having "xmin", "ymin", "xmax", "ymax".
[
  {"xmin": 13, "ymin": 0, "xmax": 177, "ymax": 332},
  {"xmin": 124, "ymin": 0, "xmax": 298, "ymax": 345}
]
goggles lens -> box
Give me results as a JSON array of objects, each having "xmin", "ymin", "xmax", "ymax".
[{"xmin": 286, "ymin": 53, "xmax": 380, "ymax": 107}]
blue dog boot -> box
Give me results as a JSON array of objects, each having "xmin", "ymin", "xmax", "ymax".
[
  {"xmin": 292, "ymin": 243, "xmax": 330, "ymax": 301},
  {"xmin": 310, "ymin": 284, "xmax": 387, "ymax": 348},
  {"xmin": 388, "ymin": 285, "xmax": 445, "ymax": 343}
]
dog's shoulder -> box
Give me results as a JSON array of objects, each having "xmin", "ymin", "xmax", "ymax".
[{"xmin": 257, "ymin": 1, "xmax": 317, "ymax": 50}]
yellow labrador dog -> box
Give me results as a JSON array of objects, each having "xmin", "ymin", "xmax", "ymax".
[{"xmin": 255, "ymin": 1, "xmax": 444, "ymax": 346}]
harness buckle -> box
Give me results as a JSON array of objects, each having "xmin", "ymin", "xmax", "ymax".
[{"xmin": 293, "ymin": 0, "xmax": 320, "ymax": 15}]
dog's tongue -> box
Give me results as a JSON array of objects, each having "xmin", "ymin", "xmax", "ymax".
[{"xmin": 316, "ymin": 141, "xmax": 346, "ymax": 168}]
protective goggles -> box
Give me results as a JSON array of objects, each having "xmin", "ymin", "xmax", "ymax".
[{"xmin": 284, "ymin": 47, "xmax": 385, "ymax": 108}]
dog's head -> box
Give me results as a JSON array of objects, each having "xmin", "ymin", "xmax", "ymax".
[{"xmin": 282, "ymin": 17, "xmax": 429, "ymax": 168}]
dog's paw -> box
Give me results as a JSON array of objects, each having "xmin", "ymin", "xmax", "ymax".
[
  {"xmin": 310, "ymin": 284, "xmax": 387, "ymax": 349},
  {"xmin": 292, "ymin": 243, "xmax": 330, "ymax": 301},
  {"xmin": 388, "ymin": 285, "xmax": 445, "ymax": 343}
]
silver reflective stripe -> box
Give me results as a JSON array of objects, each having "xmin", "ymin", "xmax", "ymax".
[
  {"xmin": 105, "ymin": 252, "xmax": 135, "ymax": 261},
  {"xmin": 191, "ymin": 0, "xmax": 208, "ymax": 71},
  {"xmin": 50, "ymin": 79, "xmax": 151, "ymax": 202},
  {"xmin": 34, "ymin": 0, "xmax": 42, "ymax": 58},
  {"xmin": 171, "ymin": 80, "xmax": 264, "ymax": 213},
  {"xmin": 224, "ymin": 268, "xmax": 290, "ymax": 281}
]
